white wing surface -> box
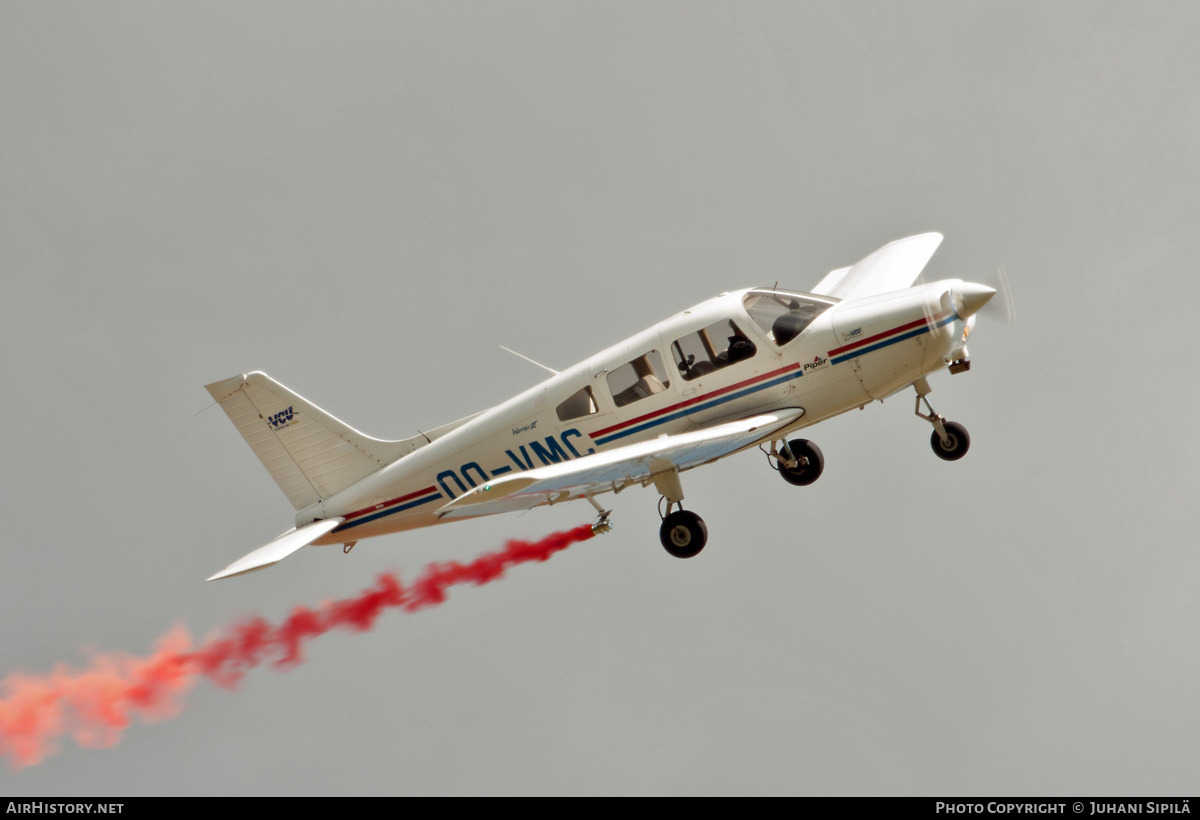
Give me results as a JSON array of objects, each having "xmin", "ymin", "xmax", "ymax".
[
  {"xmin": 812, "ymin": 232, "xmax": 943, "ymax": 300},
  {"xmin": 435, "ymin": 409, "xmax": 804, "ymax": 519}
]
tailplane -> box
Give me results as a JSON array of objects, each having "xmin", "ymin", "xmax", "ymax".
[{"xmin": 206, "ymin": 518, "xmax": 344, "ymax": 581}]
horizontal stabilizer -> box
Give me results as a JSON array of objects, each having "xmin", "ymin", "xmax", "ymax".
[{"xmin": 207, "ymin": 518, "xmax": 344, "ymax": 581}]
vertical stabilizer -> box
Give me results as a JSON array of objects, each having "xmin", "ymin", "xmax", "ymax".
[{"xmin": 205, "ymin": 372, "xmax": 417, "ymax": 510}]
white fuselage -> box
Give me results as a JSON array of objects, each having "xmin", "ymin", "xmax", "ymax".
[{"xmin": 306, "ymin": 281, "xmax": 972, "ymax": 545}]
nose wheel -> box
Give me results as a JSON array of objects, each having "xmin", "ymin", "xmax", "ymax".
[
  {"xmin": 929, "ymin": 420, "xmax": 970, "ymax": 461},
  {"xmin": 914, "ymin": 378, "xmax": 971, "ymax": 461}
]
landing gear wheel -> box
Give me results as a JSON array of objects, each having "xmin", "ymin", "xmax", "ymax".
[
  {"xmin": 659, "ymin": 510, "xmax": 708, "ymax": 559},
  {"xmin": 778, "ymin": 439, "xmax": 824, "ymax": 486},
  {"xmin": 931, "ymin": 421, "xmax": 970, "ymax": 461}
]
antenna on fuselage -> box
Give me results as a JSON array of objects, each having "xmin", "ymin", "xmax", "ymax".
[{"xmin": 498, "ymin": 345, "xmax": 559, "ymax": 376}]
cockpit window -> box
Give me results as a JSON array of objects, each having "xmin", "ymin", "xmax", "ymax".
[
  {"xmin": 556, "ymin": 386, "xmax": 598, "ymax": 422},
  {"xmin": 607, "ymin": 350, "xmax": 671, "ymax": 408},
  {"xmin": 672, "ymin": 319, "xmax": 757, "ymax": 381},
  {"xmin": 742, "ymin": 290, "xmax": 837, "ymax": 346}
]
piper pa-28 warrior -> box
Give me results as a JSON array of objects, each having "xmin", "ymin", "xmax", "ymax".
[{"xmin": 205, "ymin": 232, "xmax": 997, "ymax": 581}]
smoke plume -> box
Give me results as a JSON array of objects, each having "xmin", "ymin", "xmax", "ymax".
[{"xmin": 0, "ymin": 524, "xmax": 595, "ymax": 770}]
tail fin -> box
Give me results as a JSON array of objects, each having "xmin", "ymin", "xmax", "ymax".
[{"xmin": 205, "ymin": 372, "xmax": 418, "ymax": 511}]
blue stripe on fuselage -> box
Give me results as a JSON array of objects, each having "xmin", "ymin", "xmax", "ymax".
[
  {"xmin": 830, "ymin": 313, "xmax": 957, "ymax": 366},
  {"xmin": 593, "ymin": 367, "xmax": 805, "ymax": 446},
  {"xmin": 336, "ymin": 493, "xmax": 443, "ymax": 532}
]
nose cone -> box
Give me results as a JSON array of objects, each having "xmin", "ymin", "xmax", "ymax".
[{"xmin": 956, "ymin": 282, "xmax": 996, "ymax": 319}]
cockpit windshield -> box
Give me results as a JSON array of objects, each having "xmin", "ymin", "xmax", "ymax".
[{"xmin": 742, "ymin": 289, "xmax": 838, "ymax": 346}]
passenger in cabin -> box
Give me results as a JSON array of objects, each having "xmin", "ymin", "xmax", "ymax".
[{"xmin": 724, "ymin": 330, "xmax": 756, "ymax": 364}]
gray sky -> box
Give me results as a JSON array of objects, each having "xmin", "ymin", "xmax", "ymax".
[{"xmin": 2, "ymin": 1, "xmax": 1197, "ymax": 796}]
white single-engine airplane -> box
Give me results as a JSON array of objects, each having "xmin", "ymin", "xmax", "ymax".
[{"xmin": 205, "ymin": 232, "xmax": 996, "ymax": 581}]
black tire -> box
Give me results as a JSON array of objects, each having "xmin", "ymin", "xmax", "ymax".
[
  {"xmin": 778, "ymin": 439, "xmax": 825, "ymax": 486},
  {"xmin": 659, "ymin": 510, "xmax": 708, "ymax": 559},
  {"xmin": 931, "ymin": 421, "xmax": 970, "ymax": 461}
]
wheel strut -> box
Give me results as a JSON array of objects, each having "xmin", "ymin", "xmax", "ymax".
[
  {"xmin": 913, "ymin": 378, "xmax": 951, "ymax": 446},
  {"xmin": 913, "ymin": 378, "xmax": 970, "ymax": 461}
]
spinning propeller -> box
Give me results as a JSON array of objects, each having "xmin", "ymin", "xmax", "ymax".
[
  {"xmin": 981, "ymin": 264, "xmax": 1018, "ymax": 324},
  {"xmin": 920, "ymin": 264, "xmax": 1017, "ymax": 335}
]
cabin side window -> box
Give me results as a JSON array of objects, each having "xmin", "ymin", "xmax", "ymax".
[
  {"xmin": 607, "ymin": 350, "xmax": 671, "ymax": 408},
  {"xmin": 672, "ymin": 319, "xmax": 757, "ymax": 381},
  {"xmin": 742, "ymin": 290, "xmax": 836, "ymax": 346},
  {"xmin": 556, "ymin": 386, "xmax": 598, "ymax": 421}
]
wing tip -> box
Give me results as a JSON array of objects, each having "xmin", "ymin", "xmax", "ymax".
[{"xmin": 206, "ymin": 561, "xmax": 280, "ymax": 582}]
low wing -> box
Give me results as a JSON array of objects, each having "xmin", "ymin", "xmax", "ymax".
[
  {"xmin": 206, "ymin": 518, "xmax": 344, "ymax": 581},
  {"xmin": 436, "ymin": 409, "xmax": 804, "ymax": 519},
  {"xmin": 812, "ymin": 232, "xmax": 943, "ymax": 300}
]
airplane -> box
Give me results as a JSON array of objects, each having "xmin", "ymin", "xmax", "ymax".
[{"xmin": 203, "ymin": 232, "xmax": 997, "ymax": 581}]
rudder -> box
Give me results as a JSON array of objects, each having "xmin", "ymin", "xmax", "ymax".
[{"xmin": 205, "ymin": 372, "xmax": 418, "ymax": 511}]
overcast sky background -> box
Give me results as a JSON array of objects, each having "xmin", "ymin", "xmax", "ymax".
[{"xmin": 2, "ymin": 1, "xmax": 1197, "ymax": 796}]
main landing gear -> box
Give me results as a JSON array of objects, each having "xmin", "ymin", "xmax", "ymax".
[
  {"xmin": 651, "ymin": 435, "xmax": 827, "ymax": 558},
  {"xmin": 659, "ymin": 505, "xmax": 708, "ymax": 559},
  {"xmin": 628, "ymin": 378, "xmax": 972, "ymax": 558},
  {"xmin": 650, "ymin": 467, "xmax": 709, "ymax": 559},
  {"xmin": 913, "ymin": 377, "xmax": 971, "ymax": 461},
  {"xmin": 586, "ymin": 471, "xmax": 712, "ymax": 559},
  {"xmin": 766, "ymin": 438, "xmax": 825, "ymax": 486}
]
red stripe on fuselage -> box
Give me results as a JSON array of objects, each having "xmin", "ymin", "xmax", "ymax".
[
  {"xmin": 588, "ymin": 362, "xmax": 801, "ymax": 440},
  {"xmin": 828, "ymin": 312, "xmax": 950, "ymax": 358},
  {"xmin": 343, "ymin": 486, "xmax": 439, "ymax": 521}
]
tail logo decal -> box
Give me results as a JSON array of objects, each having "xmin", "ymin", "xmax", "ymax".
[{"xmin": 267, "ymin": 406, "xmax": 295, "ymax": 430}]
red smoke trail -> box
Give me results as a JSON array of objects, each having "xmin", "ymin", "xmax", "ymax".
[{"xmin": 0, "ymin": 524, "xmax": 595, "ymax": 770}]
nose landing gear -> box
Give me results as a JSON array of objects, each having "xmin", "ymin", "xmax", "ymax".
[
  {"xmin": 929, "ymin": 421, "xmax": 970, "ymax": 461},
  {"xmin": 914, "ymin": 378, "xmax": 971, "ymax": 461}
]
